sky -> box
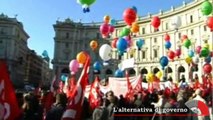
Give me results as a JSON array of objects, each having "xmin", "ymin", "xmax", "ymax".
[{"xmin": 0, "ymin": 0, "xmax": 193, "ymax": 66}]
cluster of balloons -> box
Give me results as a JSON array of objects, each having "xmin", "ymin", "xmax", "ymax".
[
  {"xmin": 99, "ymin": 15, "xmax": 116, "ymax": 38},
  {"xmin": 77, "ymin": 0, "xmax": 96, "ymax": 13}
]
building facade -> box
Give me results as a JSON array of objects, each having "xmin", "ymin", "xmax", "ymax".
[
  {"xmin": 0, "ymin": 13, "xmax": 29, "ymax": 88},
  {"xmin": 53, "ymin": 0, "xmax": 213, "ymax": 83}
]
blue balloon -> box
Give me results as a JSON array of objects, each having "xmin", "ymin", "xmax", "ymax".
[
  {"xmin": 60, "ymin": 74, "xmax": 68, "ymax": 81},
  {"xmin": 93, "ymin": 61, "xmax": 102, "ymax": 71},
  {"xmin": 116, "ymin": 37, "xmax": 128, "ymax": 52},
  {"xmin": 205, "ymin": 56, "xmax": 211, "ymax": 63},
  {"xmin": 114, "ymin": 69, "xmax": 124, "ymax": 77},
  {"xmin": 136, "ymin": 39, "xmax": 144, "ymax": 49},
  {"xmin": 188, "ymin": 50, "xmax": 195, "ymax": 58},
  {"xmin": 165, "ymin": 41, "xmax": 171, "ymax": 49},
  {"xmin": 160, "ymin": 56, "xmax": 169, "ymax": 70},
  {"xmin": 132, "ymin": 6, "xmax": 137, "ymax": 13},
  {"xmin": 110, "ymin": 19, "xmax": 116, "ymax": 26}
]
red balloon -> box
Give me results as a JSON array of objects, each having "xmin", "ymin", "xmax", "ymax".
[
  {"xmin": 164, "ymin": 34, "xmax": 170, "ymax": 41},
  {"xmin": 167, "ymin": 50, "xmax": 176, "ymax": 60},
  {"xmin": 195, "ymin": 46, "xmax": 202, "ymax": 54},
  {"xmin": 203, "ymin": 63, "xmax": 212, "ymax": 74},
  {"xmin": 109, "ymin": 25, "xmax": 115, "ymax": 33},
  {"xmin": 123, "ymin": 8, "xmax": 137, "ymax": 25},
  {"xmin": 100, "ymin": 23, "xmax": 109, "ymax": 35},
  {"xmin": 175, "ymin": 49, "xmax": 181, "ymax": 57},
  {"xmin": 111, "ymin": 38, "xmax": 118, "ymax": 48},
  {"xmin": 181, "ymin": 35, "xmax": 188, "ymax": 42},
  {"xmin": 151, "ymin": 16, "xmax": 161, "ymax": 29},
  {"xmin": 207, "ymin": 16, "xmax": 213, "ymax": 32}
]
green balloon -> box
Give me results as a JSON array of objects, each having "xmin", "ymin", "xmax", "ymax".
[
  {"xmin": 183, "ymin": 39, "xmax": 191, "ymax": 49},
  {"xmin": 79, "ymin": 0, "xmax": 96, "ymax": 6},
  {"xmin": 201, "ymin": 1, "xmax": 213, "ymax": 16},
  {"xmin": 200, "ymin": 48, "xmax": 210, "ymax": 57},
  {"xmin": 120, "ymin": 27, "xmax": 130, "ymax": 37}
]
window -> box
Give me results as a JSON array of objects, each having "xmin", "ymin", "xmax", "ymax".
[
  {"xmin": 191, "ymin": 29, "xmax": 194, "ymax": 35},
  {"xmin": 66, "ymin": 32, "xmax": 69, "ymax": 39},
  {"xmin": 190, "ymin": 15, "xmax": 193, "ymax": 23},
  {"xmin": 178, "ymin": 33, "xmax": 181, "ymax": 39},
  {"xmin": 204, "ymin": 26, "xmax": 207, "ymax": 31},
  {"xmin": 154, "ymin": 38, "xmax": 157, "ymax": 43},
  {"xmin": 142, "ymin": 51, "xmax": 146, "ymax": 59},
  {"xmin": 165, "ymin": 23, "xmax": 168, "ymax": 30},
  {"xmin": 65, "ymin": 43, "xmax": 69, "ymax": 48},
  {"xmin": 142, "ymin": 28, "xmax": 146, "ymax": 34},
  {"xmin": 154, "ymin": 49, "xmax": 158, "ymax": 58}
]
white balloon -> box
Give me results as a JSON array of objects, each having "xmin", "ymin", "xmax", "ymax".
[
  {"xmin": 170, "ymin": 16, "xmax": 182, "ymax": 30},
  {"xmin": 192, "ymin": 56, "xmax": 199, "ymax": 64},
  {"xmin": 99, "ymin": 44, "xmax": 112, "ymax": 61}
]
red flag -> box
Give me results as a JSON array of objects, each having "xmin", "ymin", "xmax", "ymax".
[
  {"xmin": 62, "ymin": 54, "xmax": 90, "ymax": 120},
  {"xmin": 125, "ymin": 71, "xmax": 134, "ymax": 102},
  {"xmin": 88, "ymin": 76, "xmax": 102, "ymax": 110},
  {"xmin": 0, "ymin": 60, "xmax": 21, "ymax": 120},
  {"xmin": 66, "ymin": 76, "xmax": 77, "ymax": 99},
  {"xmin": 133, "ymin": 75, "xmax": 142, "ymax": 93}
]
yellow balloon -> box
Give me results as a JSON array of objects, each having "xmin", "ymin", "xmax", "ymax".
[
  {"xmin": 203, "ymin": 43, "xmax": 209, "ymax": 49},
  {"xmin": 146, "ymin": 72, "xmax": 154, "ymax": 83},
  {"xmin": 156, "ymin": 71, "xmax": 163, "ymax": 79},
  {"xmin": 185, "ymin": 56, "xmax": 192, "ymax": 64}
]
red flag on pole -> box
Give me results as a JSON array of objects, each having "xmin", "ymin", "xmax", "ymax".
[
  {"xmin": 0, "ymin": 60, "xmax": 21, "ymax": 120},
  {"xmin": 125, "ymin": 71, "xmax": 134, "ymax": 102},
  {"xmin": 133, "ymin": 75, "xmax": 143, "ymax": 93},
  {"xmin": 88, "ymin": 76, "xmax": 102, "ymax": 110},
  {"xmin": 62, "ymin": 54, "xmax": 90, "ymax": 120}
]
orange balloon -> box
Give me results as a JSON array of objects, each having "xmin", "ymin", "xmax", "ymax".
[
  {"xmin": 76, "ymin": 52, "xmax": 87, "ymax": 64},
  {"xmin": 131, "ymin": 22, "xmax": 139, "ymax": 33},
  {"xmin": 90, "ymin": 40, "xmax": 98, "ymax": 50},
  {"xmin": 104, "ymin": 15, "xmax": 110, "ymax": 23}
]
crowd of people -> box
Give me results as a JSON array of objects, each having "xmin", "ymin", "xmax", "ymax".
[{"xmin": 14, "ymin": 74, "xmax": 212, "ymax": 120}]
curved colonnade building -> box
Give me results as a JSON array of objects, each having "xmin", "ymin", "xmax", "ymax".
[{"xmin": 52, "ymin": 0, "xmax": 213, "ymax": 83}]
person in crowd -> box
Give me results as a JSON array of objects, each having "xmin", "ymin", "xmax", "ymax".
[
  {"xmin": 92, "ymin": 98, "xmax": 110, "ymax": 120},
  {"xmin": 45, "ymin": 93, "xmax": 67, "ymax": 120},
  {"xmin": 22, "ymin": 93, "xmax": 43, "ymax": 120}
]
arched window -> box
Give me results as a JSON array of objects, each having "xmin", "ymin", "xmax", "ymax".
[
  {"xmin": 153, "ymin": 68, "xmax": 160, "ymax": 74},
  {"xmin": 165, "ymin": 67, "xmax": 173, "ymax": 73},
  {"xmin": 140, "ymin": 68, "xmax": 148, "ymax": 74}
]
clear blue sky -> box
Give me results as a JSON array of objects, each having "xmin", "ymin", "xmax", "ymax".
[{"xmin": 0, "ymin": 0, "xmax": 193, "ymax": 65}]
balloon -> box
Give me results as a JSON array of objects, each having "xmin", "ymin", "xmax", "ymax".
[
  {"xmin": 170, "ymin": 16, "xmax": 182, "ymax": 30},
  {"xmin": 78, "ymin": 0, "xmax": 96, "ymax": 6},
  {"xmin": 69, "ymin": 59, "xmax": 79, "ymax": 74},
  {"xmin": 203, "ymin": 63, "xmax": 212, "ymax": 74},
  {"xmin": 175, "ymin": 49, "xmax": 181, "ymax": 58},
  {"xmin": 131, "ymin": 22, "xmax": 139, "ymax": 33},
  {"xmin": 200, "ymin": 47, "xmax": 210, "ymax": 57},
  {"xmin": 136, "ymin": 39, "xmax": 145, "ymax": 50},
  {"xmin": 183, "ymin": 39, "xmax": 191, "ymax": 49},
  {"xmin": 160, "ymin": 56, "xmax": 169, "ymax": 70},
  {"xmin": 126, "ymin": 38, "xmax": 133, "ymax": 47},
  {"xmin": 90, "ymin": 40, "xmax": 98, "ymax": 50},
  {"xmin": 103, "ymin": 15, "xmax": 110, "ymax": 23},
  {"xmin": 116, "ymin": 37, "xmax": 128, "ymax": 52},
  {"xmin": 195, "ymin": 46, "xmax": 202, "ymax": 54},
  {"xmin": 164, "ymin": 34, "xmax": 170, "ymax": 41},
  {"xmin": 181, "ymin": 35, "xmax": 188, "ymax": 42},
  {"xmin": 110, "ymin": 19, "xmax": 116, "ymax": 26},
  {"xmin": 156, "ymin": 71, "xmax": 163, "ymax": 79},
  {"xmin": 207, "ymin": 16, "xmax": 213, "ymax": 32},
  {"xmin": 167, "ymin": 50, "xmax": 176, "ymax": 61},
  {"xmin": 203, "ymin": 43, "xmax": 209, "ymax": 49},
  {"xmin": 60, "ymin": 74, "xmax": 68, "ymax": 82},
  {"xmin": 201, "ymin": 1, "xmax": 213, "ymax": 16},
  {"xmin": 165, "ymin": 41, "xmax": 171, "ymax": 49},
  {"xmin": 205, "ymin": 56, "xmax": 211, "ymax": 63},
  {"xmin": 109, "ymin": 25, "xmax": 115, "ymax": 33},
  {"xmin": 146, "ymin": 72, "xmax": 154, "ymax": 83},
  {"xmin": 131, "ymin": 6, "xmax": 137, "ymax": 13},
  {"xmin": 76, "ymin": 51, "xmax": 87, "ymax": 64},
  {"xmin": 188, "ymin": 50, "xmax": 195, "ymax": 58},
  {"xmin": 111, "ymin": 38, "xmax": 118, "ymax": 48},
  {"xmin": 185, "ymin": 56, "xmax": 192, "ymax": 65},
  {"xmin": 99, "ymin": 44, "xmax": 112, "ymax": 61},
  {"xmin": 151, "ymin": 16, "xmax": 161, "ymax": 29},
  {"xmin": 114, "ymin": 69, "xmax": 124, "ymax": 77},
  {"xmin": 120, "ymin": 27, "xmax": 131, "ymax": 37},
  {"xmin": 93, "ymin": 61, "xmax": 102, "ymax": 71},
  {"xmin": 100, "ymin": 23, "xmax": 109, "ymax": 36},
  {"xmin": 192, "ymin": 56, "xmax": 199, "ymax": 64},
  {"xmin": 123, "ymin": 8, "xmax": 137, "ymax": 25}
]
